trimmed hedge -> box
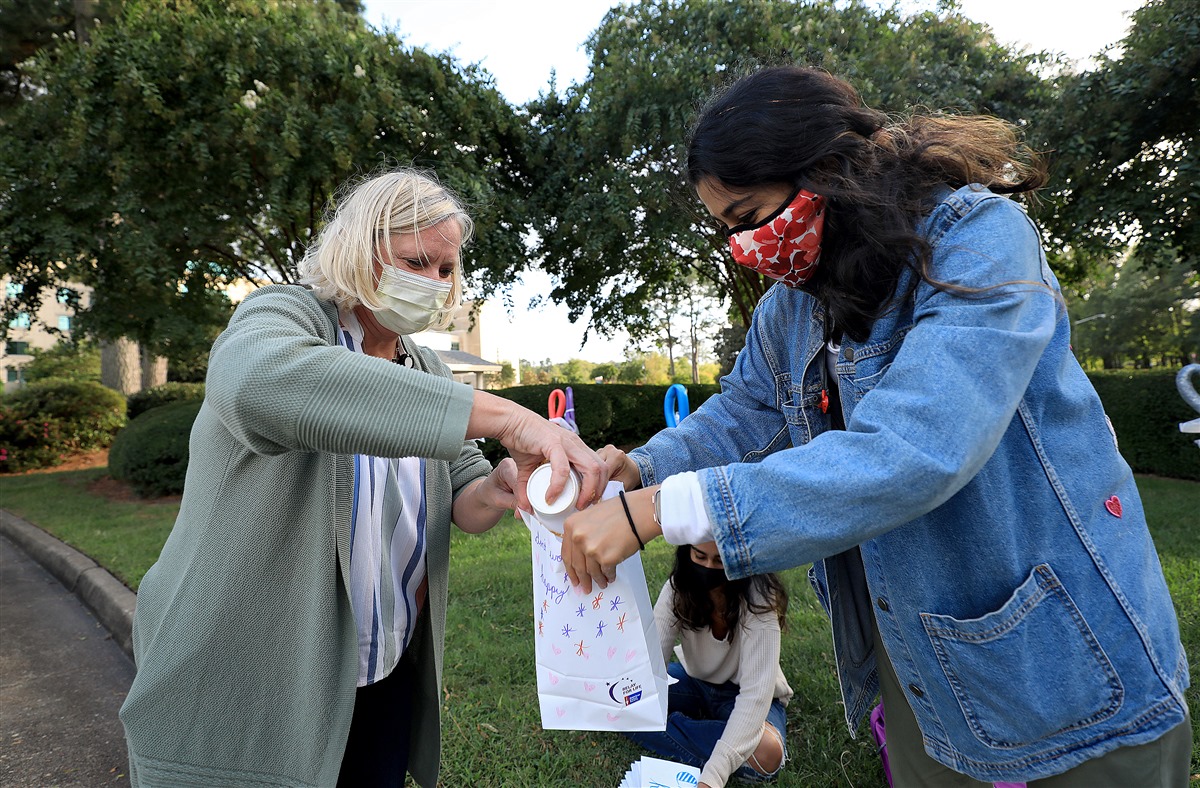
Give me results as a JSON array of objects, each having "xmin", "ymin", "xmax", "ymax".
[
  {"xmin": 1087, "ymin": 370, "xmax": 1200, "ymax": 481},
  {"xmin": 93, "ymin": 370, "xmax": 1200, "ymax": 495},
  {"xmin": 0, "ymin": 378, "xmax": 127, "ymax": 472},
  {"xmin": 479, "ymin": 384, "xmax": 721, "ymax": 463},
  {"xmin": 127, "ymin": 382, "xmax": 206, "ymax": 420},
  {"xmin": 482, "ymin": 374, "xmax": 1200, "ymax": 481},
  {"xmin": 109, "ymin": 400, "xmax": 202, "ymax": 497}
]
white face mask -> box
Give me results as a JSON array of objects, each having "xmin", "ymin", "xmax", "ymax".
[{"xmin": 372, "ymin": 265, "xmax": 453, "ymax": 335}]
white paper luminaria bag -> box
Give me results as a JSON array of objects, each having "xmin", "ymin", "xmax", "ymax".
[{"xmin": 524, "ymin": 483, "xmax": 669, "ymax": 732}]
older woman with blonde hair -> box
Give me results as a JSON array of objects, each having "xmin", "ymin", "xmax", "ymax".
[{"xmin": 120, "ymin": 167, "xmax": 605, "ymax": 788}]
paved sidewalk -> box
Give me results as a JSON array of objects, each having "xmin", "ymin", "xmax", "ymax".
[{"xmin": 0, "ymin": 530, "xmax": 135, "ymax": 786}]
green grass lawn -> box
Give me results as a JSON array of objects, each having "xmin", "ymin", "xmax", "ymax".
[{"xmin": 1, "ymin": 469, "xmax": 1196, "ymax": 785}]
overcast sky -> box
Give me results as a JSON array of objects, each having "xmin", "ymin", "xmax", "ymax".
[{"xmin": 363, "ymin": 0, "xmax": 1144, "ymax": 365}]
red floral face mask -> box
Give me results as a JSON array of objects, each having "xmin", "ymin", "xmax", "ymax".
[{"xmin": 726, "ymin": 188, "xmax": 826, "ymax": 287}]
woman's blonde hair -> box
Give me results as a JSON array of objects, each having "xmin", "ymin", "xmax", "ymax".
[{"xmin": 298, "ymin": 167, "xmax": 473, "ymax": 329}]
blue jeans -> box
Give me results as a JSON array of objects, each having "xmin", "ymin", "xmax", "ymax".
[
  {"xmin": 337, "ymin": 666, "xmax": 413, "ymax": 787},
  {"xmin": 627, "ymin": 661, "xmax": 787, "ymax": 783}
]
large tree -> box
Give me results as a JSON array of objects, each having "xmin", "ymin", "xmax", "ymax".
[
  {"xmin": 1043, "ymin": 0, "xmax": 1199, "ymax": 279},
  {"xmin": 0, "ymin": 0, "xmax": 529, "ymax": 368},
  {"xmin": 0, "ymin": 0, "xmax": 118, "ymax": 115},
  {"xmin": 521, "ymin": 0, "xmax": 1057, "ymax": 341}
]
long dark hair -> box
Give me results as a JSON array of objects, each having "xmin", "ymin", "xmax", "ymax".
[
  {"xmin": 686, "ymin": 65, "xmax": 1047, "ymax": 342},
  {"xmin": 670, "ymin": 544, "xmax": 788, "ymax": 639}
]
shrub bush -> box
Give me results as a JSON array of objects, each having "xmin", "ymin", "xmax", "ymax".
[
  {"xmin": 479, "ymin": 383, "xmax": 721, "ymax": 464},
  {"xmin": 1088, "ymin": 369, "xmax": 1200, "ymax": 481},
  {"xmin": 109, "ymin": 400, "xmax": 203, "ymax": 497},
  {"xmin": 0, "ymin": 408, "xmax": 67, "ymax": 472},
  {"xmin": 22, "ymin": 341, "xmax": 102, "ymax": 384},
  {"xmin": 481, "ymin": 374, "xmax": 1200, "ymax": 481},
  {"xmin": 0, "ymin": 379, "xmax": 126, "ymax": 472},
  {"xmin": 127, "ymin": 382, "xmax": 206, "ymax": 420}
]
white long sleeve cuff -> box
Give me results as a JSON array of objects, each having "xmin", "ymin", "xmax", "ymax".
[{"xmin": 658, "ymin": 472, "xmax": 715, "ymax": 546}]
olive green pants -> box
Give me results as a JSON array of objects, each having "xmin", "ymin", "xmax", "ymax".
[{"xmin": 872, "ymin": 610, "xmax": 1193, "ymax": 787}]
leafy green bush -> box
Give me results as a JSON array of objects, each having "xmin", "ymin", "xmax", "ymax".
[
  {"xmin": 0, "ymin": 408, "xmax": 67, "ymax": 472},
  {"xmin": 1088, "ymin": 369, "xmax": 1200, "ymax": 481},
  {"xmin": 0, "ymin": 379, "xmax": 126, "ymax": 472},
  {"xmin": 481, "ymin": 374, "xmax": 1200, "ymax": 482},
  {"xmin": 127, "ymin": 382, "xmax": 206, "ymax": 420},
  {"xmin": 22, "ymin": 342, "xmax": 102, "ymax": 384},
  {"xmin": 479, "ymin": 384, "xmax": 721, "ymax": 463},
  {"xmin": 109, "ymin": 401, "xmax": 202, "ymax": 497}
]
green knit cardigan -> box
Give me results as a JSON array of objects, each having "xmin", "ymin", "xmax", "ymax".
[{"xmin": 120, "ymin": 285, "xmax": 491, "ymax": 787}]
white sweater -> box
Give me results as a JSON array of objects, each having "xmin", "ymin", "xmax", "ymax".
[{"xmin": 653, "ymin": 581, "xmax": 794, "ymax": 787}]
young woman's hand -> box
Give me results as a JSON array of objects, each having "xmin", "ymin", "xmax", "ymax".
[
  {"xmin": 561, "ymin": 486, "xmax": 661, "ymax": 593},
  {"xmin": 597, "ymin": 444, "xmax": 642, "ymax": 490}
]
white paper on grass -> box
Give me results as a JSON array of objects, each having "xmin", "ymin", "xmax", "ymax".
[
  {"xmin": 617, "ymin": 756, "xmax": 701, "ymax": 788},
  {"xmin": 524, "ymin": 481, "xmax": 669, "ymax": 732}
]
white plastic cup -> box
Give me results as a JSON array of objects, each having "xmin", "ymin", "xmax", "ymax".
[{"xmin": 526, "ymin": 462, "xmax": 580, "ymax": 537}]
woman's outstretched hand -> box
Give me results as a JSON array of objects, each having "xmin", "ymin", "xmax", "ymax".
[
  {"xmin": 597, "ymin": 444, "xmax": 642, "ymax": 491},
  {"xmin": 468, "ymin": 390, "xmax": 606, "ymax": 511},
  {"xmin": 561, "ymin": 485, "xmax": 661, "ymax": 593}
]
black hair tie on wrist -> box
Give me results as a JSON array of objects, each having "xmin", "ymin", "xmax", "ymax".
[{"xmin": 617, "ymin": 490, "xmax": 645, "ymax": 551}]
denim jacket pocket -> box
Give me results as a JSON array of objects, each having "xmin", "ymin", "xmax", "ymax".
[
  {"xmin": 846, "ymin": 328, "xmax": 907, "ymax": 402},
  {"xmin": 782, "ymin": 386, "xmax": 826, "ymax": 443},
  {"xmin": 920, "ymin": 564, "xmax": 1124, "ymax": 749}
]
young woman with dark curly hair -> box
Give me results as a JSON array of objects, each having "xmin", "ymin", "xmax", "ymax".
[{"xmin": 564, "ymin": 66, "xmax": 1192, "ymax": 786}]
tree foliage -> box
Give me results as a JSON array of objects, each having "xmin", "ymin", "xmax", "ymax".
[
  {"xmin": 0, "ymin": 0, "xmax": 117, "ymax": 114},
  {"xmin": 1067, "ymin": 251, "xmax": 1199, "ymax": 370},
  {"xmin": 1043, "ymin": 0, "xmax": 1199, "ymax": 273},
  {"xmin": 522, "ymin": 0, "xmax": 1057, "ymax": 338},
  {"xmin": 0, "ymin": 0, "xmax": 529, "ymax": 365},
  {"xmin": 18, "ymin": 339, "xmax": 101, "ymax": 384}
]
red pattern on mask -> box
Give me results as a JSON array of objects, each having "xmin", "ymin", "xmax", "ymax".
[{"xmin": 729, "ymin": 190, "xmax": 826, "ymax": 287}]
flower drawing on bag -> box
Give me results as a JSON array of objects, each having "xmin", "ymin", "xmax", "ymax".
[{"xmin": 527, "ymin": 506, "xmax": 668, "ymax": 732}]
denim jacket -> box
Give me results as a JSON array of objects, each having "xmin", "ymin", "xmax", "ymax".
[{"xmin": 630, "ymin": 186, "xmax": 1189, "ymax": 782}]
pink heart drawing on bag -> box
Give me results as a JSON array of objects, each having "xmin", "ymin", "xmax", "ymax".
[
  {"xmin": 548, "ymin": 672, "xmax": 559, "ymax": 685},
  {"xmin": 583, "ymin": 682, "xmax": 597, "ymax": 692},
  {"xmin": 556, "ymin": 707, "xmax": 567, "ymax": 718},
  {"xmin": 551, "ymin": 644, "xmax": 562, "ymax": 655},
  {"xmin": 606, "ymin": 712, "xmax": 620, "ymax": 722},
  {"xmin": 625, "ymin": 649, "xmax": 637, "ymax": 663},
  {"xmin": 607, "ymin": 646, "xmax": 617, "ymax": 659}
]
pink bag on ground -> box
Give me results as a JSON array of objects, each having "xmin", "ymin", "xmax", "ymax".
[{"xmin": 869, "ymin": 703, "xmax": 1026, "ymax": 788}]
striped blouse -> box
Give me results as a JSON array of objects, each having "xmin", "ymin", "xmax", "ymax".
[{"xmin": 337, "ymin": 310, "xmax": 428, "ymax": 687}]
